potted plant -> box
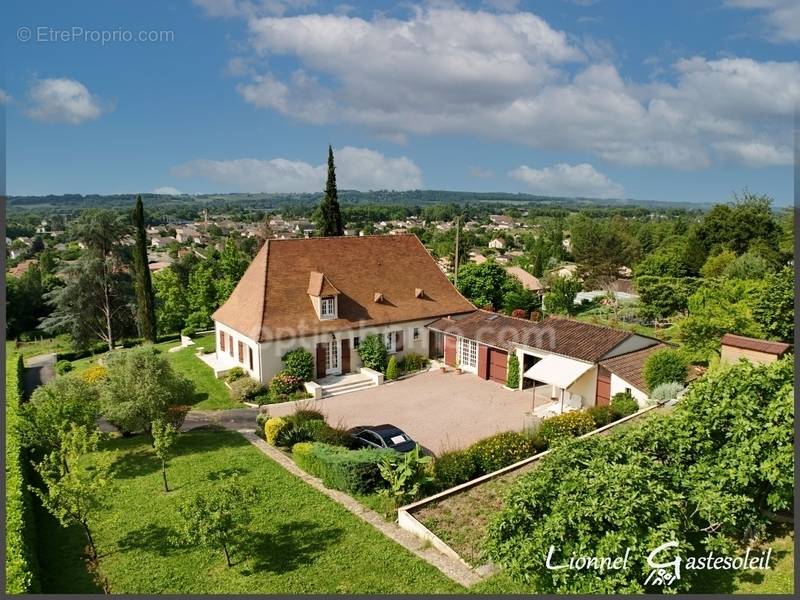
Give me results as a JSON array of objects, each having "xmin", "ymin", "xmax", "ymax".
[{"xmin": 453, "ymin": 356, "xmax": 462, "ymax": 375}]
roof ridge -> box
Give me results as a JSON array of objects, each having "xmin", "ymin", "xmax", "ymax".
[
  {"xmin": 257, "ymin": 240, "xmax": 270, "ymax": 342},
  {"xmin": 268, "ymin": 233, "xmax": 419, "ymax": 242}
]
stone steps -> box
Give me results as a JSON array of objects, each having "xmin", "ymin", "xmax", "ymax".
[{"xmin": 320, "ymin": 377, "xmax": 376, "ymax": 398}]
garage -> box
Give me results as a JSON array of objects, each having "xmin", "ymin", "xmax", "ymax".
[{"xmin": 487, "ymin": 347, "xmax": 508, "ymax": 384}]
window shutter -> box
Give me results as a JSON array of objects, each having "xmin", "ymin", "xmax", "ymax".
[
  {"xmin": 316, "ymin": 343, "xmax": 326, "ymax": 379},
  {"xmin": 220, "ymin": 331, "xmax": 225, "ymax": 352},
  {"xmin": 238, "ymin": 341, "xmax": 244, "ymax": 363},
  {"xmin": 249, "ymin": 347, "xmax": 253, "ymax": 370},
  {"xmin": 396, "ymin": 330, "xmax": 404, "ymax": 352}
]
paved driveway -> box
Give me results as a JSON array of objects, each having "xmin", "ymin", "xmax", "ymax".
[{"xmin": 268, "ymin": 370, "xmax": 534, "ymax": 455}]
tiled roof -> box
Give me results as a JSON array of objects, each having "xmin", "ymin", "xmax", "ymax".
[
  {"xmin": 213, "ymin": 235, "xmax": 475, "ymax": 342},
  {"xmin": 509, "ymin": 316, "xmax": 632, "ymax": 362},
  {"xmin": 505, "ymin": 266, "xmax": 545, "ymax": 291},
  {"xmin": 720, "ymin": 333, "xmax": 791, "ymax": 356},
  {"xmin": 600, "ymin": 343, "xmax": 669, "ymax": 393},
  {"xmin": 428, "ymin": 310, "xmax": 540, "ymax": 351}
]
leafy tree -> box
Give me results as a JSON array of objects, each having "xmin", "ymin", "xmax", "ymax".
[
  {"xmin": 176, "ymin": 473, "xmax": 257, "ymax": 567},
  {"xmin": 216, "ymin": 237, "xmax": 249, "ymax": 303},
  {"xmin": 697, "ymin": 192, "xmax": 779, "ymax": 256},
  {"xmin": 132, "ymin": 196, "xmax": 157, "ymax": 342},
  {"xmin": 456, "ymin": 261, "xmax": 509, "ymax": 309},
  {"xmin": 6, "ymin": 262, "xmax": 52, "ymax": 337},
  {"xmin": 570, "ymin": 215, "xmax": 636, "ymax": 287},
  {"xmin": 543, "ymin": 275, "xmax": 582, "ymax": 315},
  {"xmin": 749, "ymin": 265, "xmax": 793, "ymax": 342},
  {"xmin": 152, "ymin": 268, "xmax": 188, "ymax": 334},
  {"xmin": 101, "ymin": 346, "xmax": 195, "ymax": 434},
  {"xmin": 678, "ymin": 279, "xmax": 763, "ymax": 361},
  {"xmin": 722, "ymin": 251, "xmax": 771, "ymax": 280},
  {"xmin": 501, "ymin": 285, "xmax": 541, "ymax": 316},
  {"xmin": 700, "ymin": 249, "xmax": 737, "ymax": 278},
  {"xmin": 634, "ymin": 245, "xmax": 689, "ymax": 279},
  {"xmin": 151, "ymin": 419, "xmax": 178, "ymax": 493},
  {"xmin": 317, "ymin": 145, "xmax": 344, "ymax": 236},
  {"xmin": 186, "ymin": 262, "xmax": 217, "ymax": 330},
  {"xmin": 31, "ymin": 426, "xmax": 114, "ymax": 561},
  {"xmin": 643, "ymin": 348, "xmax": 688, "ymax": 390},
  {"xmin": 357, "ymin": 334, "xmax": 389, "ymax": 372},
  {"xmin": 635, "ymin": 276, "xmax": 700, "ymax": 321},
  {"xmin": 40, "ymin": 210, "xmax": 134, "ymax": 350},
  {"xmin": 19, "ymin": 375, "xmax": 100, "ymax": 455},
  {"xmin": 485, "ymin": 356, "xmax": 793, "ymax": 593}
]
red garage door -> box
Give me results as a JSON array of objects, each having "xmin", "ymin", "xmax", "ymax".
[
  {"xmin": 488, "ymin": 348, "xmax": 508, "ymax": 384},
  {"xmin": 596, "ymin": 366, "xmax": 611, "ymax": 406}
]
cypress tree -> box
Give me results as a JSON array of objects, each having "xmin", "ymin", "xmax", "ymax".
[
  {"xmin": 132, "ymin": 195, "xmax": 157, "ymax": 342},
  {"xmin": 317, "ymin": 145, "xmax": 344, "ymax": 236}
]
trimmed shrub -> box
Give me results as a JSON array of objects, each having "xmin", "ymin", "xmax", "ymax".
[
  {"xmin": 357, "ymin": 334, "xmax": 388, "ymax": 372},
  {"xmin": 268, "ymin": 371, "xmax": 302, "ymax": 400},
  {"xmin": 281, "ymin": 348, "xmax": 314, "ymax": 382},
  {"xmin": 538, "ymin": 411, "xmax": 596, "ymax": 445},
  {"xmin": 398, "ymin": 352, "xmax": 429, "ymax": 373},
  {"xmin": 469, "ymin": 431, "xmax": 537, "ymax": 474},
  {"xmin": 80, "ymin": 364, "xmax": 108, "ymax": 384},
  {"xmin": 506, "ymin": 354, "xmax": 520, "ymax": 389},
  {"xmin": 650, "ymin": 381, "xmax": 685, "ymax": 403},
  {"xmin": 55, "ymin": 359, "xmax": 73, "ymax": 375},
  {"xmin": 230, "ymin": 377, "xmax": 268, "ymax": 404},
  {"xmin": 265, "ymin": 417, "xmax": 288, "ymax": 446},
  {"xmin": 586, "ymin": 405, "xmax": 621, "ymax": 428},
  {"xmin": 644, "ymin": 348, "xmax": 688, "ymax": 391},
  {"xmin": 166, "ymin": 404, "xmax": 191, "ymax": 429},
  {"xmin": 224, "ymin": 367, "xmax": 246, "ymax": 384},
  {"xmin": 385, "ymin": 356, "xmax": 399, "ymax": 380},
  {"xmin": 292, "ymin": 442, "xmax": 390, "ymax": 494},
  {"xmin": 433, "ymin": 450, "xmax": 479, "ymax": 489},
  {"xmin": 610, "ymin": 391, "xmax": 639, "ymax": 417},
  {"xmin": 5, "ymin": 353, "xmax": 41, "ymax": 593}
]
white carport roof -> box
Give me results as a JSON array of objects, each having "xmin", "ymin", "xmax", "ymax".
[{"xmin": 523, "ymin": 354, "xmax": 594, "ymax": 389}]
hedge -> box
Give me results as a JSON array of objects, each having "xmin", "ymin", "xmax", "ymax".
[
  {"xmin": 292, "ymin": 442, "xmax": 391, "ymax": 494},
  {"xmin": 5, "ymin": 353, "xmax": 41, "ymax": 594}
]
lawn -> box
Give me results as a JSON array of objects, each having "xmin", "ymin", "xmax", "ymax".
[
  {"xmin": 42, "ymin": 429, "xmax": 463, "ymax": 594},
  {"xmin": 69, "ymin": 333, "xmax": 238, "ymax": 410}
]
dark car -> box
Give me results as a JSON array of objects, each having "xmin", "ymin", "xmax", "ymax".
[{"xmin": 348, "ymin": 424, "xmax": 418, "ymax": 453}]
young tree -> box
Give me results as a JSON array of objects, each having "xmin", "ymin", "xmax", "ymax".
[
  {"xmin": 185, "ymin": 261, "xmax": 217, "ymax": 330},
  {"xmin": 176, "ymin": 474, "xmax": 257, "ymax": 567},
  {"xmin": 19, "ymin": 376, "xmax": 100, "ymax": 455},
  {"xmin": 455, "ymin": 261, "xmax": 510, "ymax": 310},
  {"xmin": 151, "ymin": 419, "xmax": 178, "ymax": 493},
  {"xmin": 643, "ymin": 348, "xmax": 688, "ymax": 391},
  {"xmin": 543, "ymin": 275, "xmax": 582, "ymax": 315},
  {"xmin": 152, "ymin": 268, "xmax": 188, "ymax": 334},
  {"xmin": 316, "ymin": 145, "xmax": 344, "ymax": 236},
  {"xmin": 749, "ymin": 265, "xmax": 794, "ymax": 342},
  {"xmin": 357, "ymin": 334, "xmax": 389, "ymax": 372},
  {"xmin": 40, "ymin": 210, "xmax": 134, "ymax": 350},
  {"xmin": 101, "ymin": 346, "xmax": 195, "ymax": 434},
  {"xmin": 132, "ymin": 196, "xmax": 157, "ymax": 342},
  {"xmin": 31, "ymin": 426, "xmax": 114, "ymax": 561}
]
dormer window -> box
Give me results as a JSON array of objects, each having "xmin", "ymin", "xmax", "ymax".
[{"xmin": 320, "ymin": 296, "xmax": 336, "ymax": 319}]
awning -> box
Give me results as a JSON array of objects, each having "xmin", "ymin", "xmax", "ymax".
[{"xmin": 523, "ymin": 354, "xmax": 593, "ymax": 389}]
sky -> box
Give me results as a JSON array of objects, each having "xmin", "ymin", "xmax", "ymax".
[{"xmin": 1, "ymin": 0, "xmax": 798, "ymax": 204}]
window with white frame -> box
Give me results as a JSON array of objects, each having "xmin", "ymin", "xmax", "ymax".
[
  {"xmin": 458, "ymin": 337, "xmax": 477, "ymax": 369},
  {"xmin": 385, "ymin": 331, "xmax": 396, "ymax": 353},
  {"xmin": 320, "ymin": 296, "xmax": 336, "ymax": 318},
  {"xmin": 413, "ymin": 327, "xmax": 420, "ymax": 341}
]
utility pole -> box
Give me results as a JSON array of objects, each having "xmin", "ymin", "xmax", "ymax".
[{"xmin": 453, "ymin": 215, "xmax": 461, "ymax": 287}]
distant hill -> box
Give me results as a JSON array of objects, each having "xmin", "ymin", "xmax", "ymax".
[{"xmin": 6, "ymin": 190, "xmax": 712, "ymax": 212}]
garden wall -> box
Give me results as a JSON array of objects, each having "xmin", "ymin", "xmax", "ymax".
[{"xmin": 4, "ymin": 353, "xmax": 41, "ymax": 594}]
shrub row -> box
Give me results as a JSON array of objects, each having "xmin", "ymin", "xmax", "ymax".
[
  {"xmin": 292, "ymin": 442, "xmax": 392, "ymax": 494},
  {"xmin": 264, "ymin": 412, "xmax": 354, "ymax": 449},
  {"xmin": 228, "ymin": 371, "xmax": 311, "ymax": 405},
  {"xmin": 5, "ymin": 353, "xmax": 41, "ymax": 594},
  {"xmin": 432, "ymin": 399, "xmax": 643, "ymax": 490}
]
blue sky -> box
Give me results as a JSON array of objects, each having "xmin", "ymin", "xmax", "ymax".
[{"xmin": 2, "ymin": 0, "xmax": 797, "ymax": 204}]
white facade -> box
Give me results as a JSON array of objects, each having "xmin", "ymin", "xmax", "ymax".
[
  {"xmin": 609, "ymin": 373, "xmax": 649, "ymax": 407},
  {"xmin": 214, "ymin": 318, "xmax": 433, "ymax": 383}
]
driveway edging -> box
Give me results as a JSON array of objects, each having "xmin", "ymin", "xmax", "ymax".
[{"xmin": 228, "ymin": 426, "xmax": 485, "ymax": 588}]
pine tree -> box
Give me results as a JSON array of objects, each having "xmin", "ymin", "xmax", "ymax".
[
  {"xmin": 317, "ymin": 145, "xmax": 344, "ymax": 236},
  {"xmin": 132, "ymin": 195, "xmax": 157, "ymax": 342}
]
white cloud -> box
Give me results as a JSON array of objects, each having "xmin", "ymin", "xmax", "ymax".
[
  {"xmin": 725, "ymin": 0, "xmax": 800, "ymax": 43},
  {"xmin": 509, "ymin": 163, "xmax": 624, "ymax": 198},
  {"xmin": 203, "ymin": 4, "xmax": 798, "ymax": 170},
  {"xmin": 26, "ymin": 78, "xmax": 109, "ymax": 124},
  {"xmin": 0, "ymin": 89, "xmax": 10, "ymax": 104},
  {"xmin": 152, "ymin": 186, "xmax": 183, "ymax": 195},
  {"xmin": 171, "ymin": 146, "xmax": 422, "ymax": 192},
  {"xmin": 712, "ymin": 141, "xmax": 793, "ymax": 167}
]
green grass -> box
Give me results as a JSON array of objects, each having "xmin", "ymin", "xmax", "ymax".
[
  {"xmin": 69, "ymin": 333, "xmax": 238, "ymax": 410},
  {"xmin": 43, "ymin": 429, "xmax": 463, "ymax": 594}
]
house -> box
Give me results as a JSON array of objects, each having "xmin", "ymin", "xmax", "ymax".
[
  {"xmin": 488, "ymin": 238, "xmax": 506, "ymax": 250},
  {"xmin": 175, "ymin": 227, "xmax": 199, "ymax": 243},
  {"xmin": 151, "ymin": 236, "xmax": 176, "ymax": 248},
  {"xmin": 428, "ymin": 312, "xmax": 664, "ymax": 410},
  {"xmin": 489, "ymin": 215, "xmax": 514, "ymax": 229},
  {"xmin": 211, "ymin": 235, "xmax": 475, "ymax": 382},
  {"xmin": 719, "ymin": 334, "xmax": 791, "ymax": 365},
  {"xmin": 7, "ymin": 259, "xmax": 37, "ymax": 277},
  {"xmin": 505, "ymin": 266, "xmax": 545, "ymax": 293},
  {"xmin": 549, "ymin": 263, "xmax": 578, "ymax": 279}
]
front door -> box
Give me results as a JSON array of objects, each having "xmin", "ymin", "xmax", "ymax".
[{"xmin": 325, "ymin": 340, "xmax": 341, "ymax": 375}]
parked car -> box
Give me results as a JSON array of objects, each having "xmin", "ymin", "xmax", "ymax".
[{"xmin": 348, "ymin": 424, "xmax": 418, "ymax": 453}]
